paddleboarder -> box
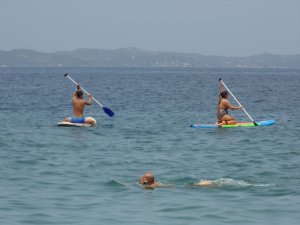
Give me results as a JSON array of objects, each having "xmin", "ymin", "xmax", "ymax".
[
  {"xmin": 191, "ymin": 79, "xmax": 272, "ymax": 128},
  {"xmin": 64, "ymin": 84, "xmax": 96, "ymax": 125},
  {"xmin": 217, "ymin": 82, "xmax": 243, "ymax": 126},
  {"xmin": 64, "ymin": 73, "xmax": 114, "ymax": 118}
]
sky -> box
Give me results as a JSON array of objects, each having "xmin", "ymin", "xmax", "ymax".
[{"xmin": 0, "ymin": 0, "xmax": 299, "ymax": 56}]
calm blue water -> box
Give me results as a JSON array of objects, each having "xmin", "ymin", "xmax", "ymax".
[{"xmin": 0, "ymin": 67, "xmax": 299, "ymax": 225}]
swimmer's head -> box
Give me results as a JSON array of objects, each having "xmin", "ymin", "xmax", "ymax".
[
  {"xmin": 139, "ymin": 172, "xmax": 155, "ymax": 185},
  {"xmin": 76, "ymin": 89, "xmax": 83, "ymax": 98},
  {"xmin": 220, "ymin": 90, "xmax": 228, "ymax": 99}
]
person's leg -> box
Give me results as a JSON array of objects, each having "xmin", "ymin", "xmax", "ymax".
[
  {"xmin": 65, "ymin": 117, "xmax": 71, "ymax": 122},
  {"xmin": 85, "ymin": 117, "xmax": 97, "ymax": 126},
  {"xmin": 218, "ymin": 115, "xmax": 237, "ymax": 126}
]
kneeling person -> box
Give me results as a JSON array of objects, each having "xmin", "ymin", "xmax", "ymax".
[{"xmin": 65, "ymin": 84, "xmax": 96, "ymax": 126}]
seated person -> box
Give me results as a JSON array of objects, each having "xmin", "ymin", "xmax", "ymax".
[
  {"xmin": 64, "ymin": 84, "xmax": 96, "ymax": 125},
  {"xmin": 217, "ymin": 82, "xmax": 243, "ymax": 126}
]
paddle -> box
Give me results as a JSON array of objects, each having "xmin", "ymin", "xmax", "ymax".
[
  {"xmin": 219, "ymin": 78, "xmax": 257, "ymax": 126},
  {"xmin": 64, "ymin": 73, "xmax": 115, "ymax": 117}
]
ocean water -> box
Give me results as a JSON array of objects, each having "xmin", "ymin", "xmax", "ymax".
[{"xmin": 0, "ymin": 67, "xmax": 299, "ymax": 225}]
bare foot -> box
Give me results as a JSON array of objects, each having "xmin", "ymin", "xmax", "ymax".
[{"xmin": 217, "ymin": 121, "xmax": 226, "ymax": 126}]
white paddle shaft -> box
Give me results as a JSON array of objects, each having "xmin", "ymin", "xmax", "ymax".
[
  {"xmin": 220, "ymin": 80, "xmax": 255, "ymax": 122},
  {"xmin": 66, "ymin": 75, "xmax": 104, "ymax": 108}
]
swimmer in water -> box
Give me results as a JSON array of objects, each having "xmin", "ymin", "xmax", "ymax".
[{"xmin": 139, "ymin": 172, "xmax": 174, "ymax": 189}]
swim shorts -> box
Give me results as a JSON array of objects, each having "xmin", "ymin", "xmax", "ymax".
[{"xmin": 71, "ymin": 117, "xmax": 85, "ymax": 123}]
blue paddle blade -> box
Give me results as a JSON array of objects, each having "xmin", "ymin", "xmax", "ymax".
[{"xmin": 103, "ymin": 107, "xmax": 114, "ymax": 117}]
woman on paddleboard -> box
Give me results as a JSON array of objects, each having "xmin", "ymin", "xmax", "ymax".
[{"xmin": 217, "ymin": 83, "xmax": 243, "ymax": 126}]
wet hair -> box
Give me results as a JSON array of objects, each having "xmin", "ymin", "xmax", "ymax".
[
  {"xmin": 141, "ymin": 173, "xmax": 155, "ymax": 185},
  {"xmin": 76, "ymin": 89, "xmax": 83, "ymax": 98},
  {"xmin": 147, "ymin": 175, "xmax": 155, "ymax": 184}
]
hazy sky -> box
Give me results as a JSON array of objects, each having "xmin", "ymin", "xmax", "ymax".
[{"xmin": 1, "ymin": 0, "xmax": 299, "ymax": 56}]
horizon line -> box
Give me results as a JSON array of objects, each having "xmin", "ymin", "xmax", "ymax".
[{"xmin": 1, "ymin": 47, "xmax": 300, "ymax": 58}]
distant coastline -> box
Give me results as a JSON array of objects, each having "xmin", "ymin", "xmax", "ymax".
[{"xmin": 0, "ymin": 48, "xmax": 299, "ymax": 69}]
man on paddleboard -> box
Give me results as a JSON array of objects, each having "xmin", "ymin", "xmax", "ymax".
[
  {"xmin": 217, "ymin": 82, "xmax": 243, "ymax": 126},
  {"xmin": 64, "ymin": 84, "xmax": 96, "ymax": 125}
]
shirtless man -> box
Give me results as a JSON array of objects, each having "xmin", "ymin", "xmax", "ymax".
[
  {"xmin": 65, "ymin": 84, "xmax": 96, "ymax": 125},
  {"xmin": 139, "ymin": 172, "xmax": 175, "ymax": 189},
  {"xmin": 217, "ymin": 82, "xmax": 243, "ymax": 126},
  {"xmin": 139, "ymin": 172, "xmax": 161, "ymax": 188}
]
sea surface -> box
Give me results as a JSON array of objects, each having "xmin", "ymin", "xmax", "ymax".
[{"xmin": 0, "ymin": 67, "xmax": 299, "ymax": 225}]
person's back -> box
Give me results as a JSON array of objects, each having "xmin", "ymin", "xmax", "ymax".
[
  {"xmin": 72, "ymin": 93, "xmax": 87, "ymax": 117},
  {"xmin": 64, "ymin": 85, "xmax": 95, "ymax": 125},
  {"xmin": 217, "ymin": 98, "xmax": 229, "ymax": 113}
]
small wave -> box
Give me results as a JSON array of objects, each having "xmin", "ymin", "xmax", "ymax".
[
  {"xmin": 253, "ymin": 99, "xmax": 265, "ymax": 103},
  {"xmin": 101, "ymin": 124, "xmax": 115, "ymax": 128},
  {"xmin": 104, "ymin": 180, "xmax": 125, "ymax": 188},
  {"xmin": 212, "ymin": 178, "xmax": 252, "ymax": 187},
  {"xmin": 15, "ymin": 159, "xmax": 38, "ymax": 165}
]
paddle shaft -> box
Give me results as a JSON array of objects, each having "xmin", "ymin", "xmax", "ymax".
[
  {"xmin": 65, "ymin": 74, "xmax": 104, "ymax": 107},
  {"xmin": 220, "ymin": 79, "xmax": 257, "ymax": 124}
]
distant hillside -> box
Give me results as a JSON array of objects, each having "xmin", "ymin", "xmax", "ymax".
[{"xmin": 0, "ymin": 48, "xmax": 299, "ymax": 68}]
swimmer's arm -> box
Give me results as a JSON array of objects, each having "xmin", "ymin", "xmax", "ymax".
[
  {"xmin": 157, "ymin": 183, "xmax": 175, "ymax": 188},
  {"xmin": 85, "ymin": 94, "xmax": 93, "ymax": 105},
  {"xmin": 148, "ymin": 182, "xmax": 175, "ymax": 188},
  {"xmin": 141, "ymin": 182, "xmax": 175, "ymax": 189}
]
